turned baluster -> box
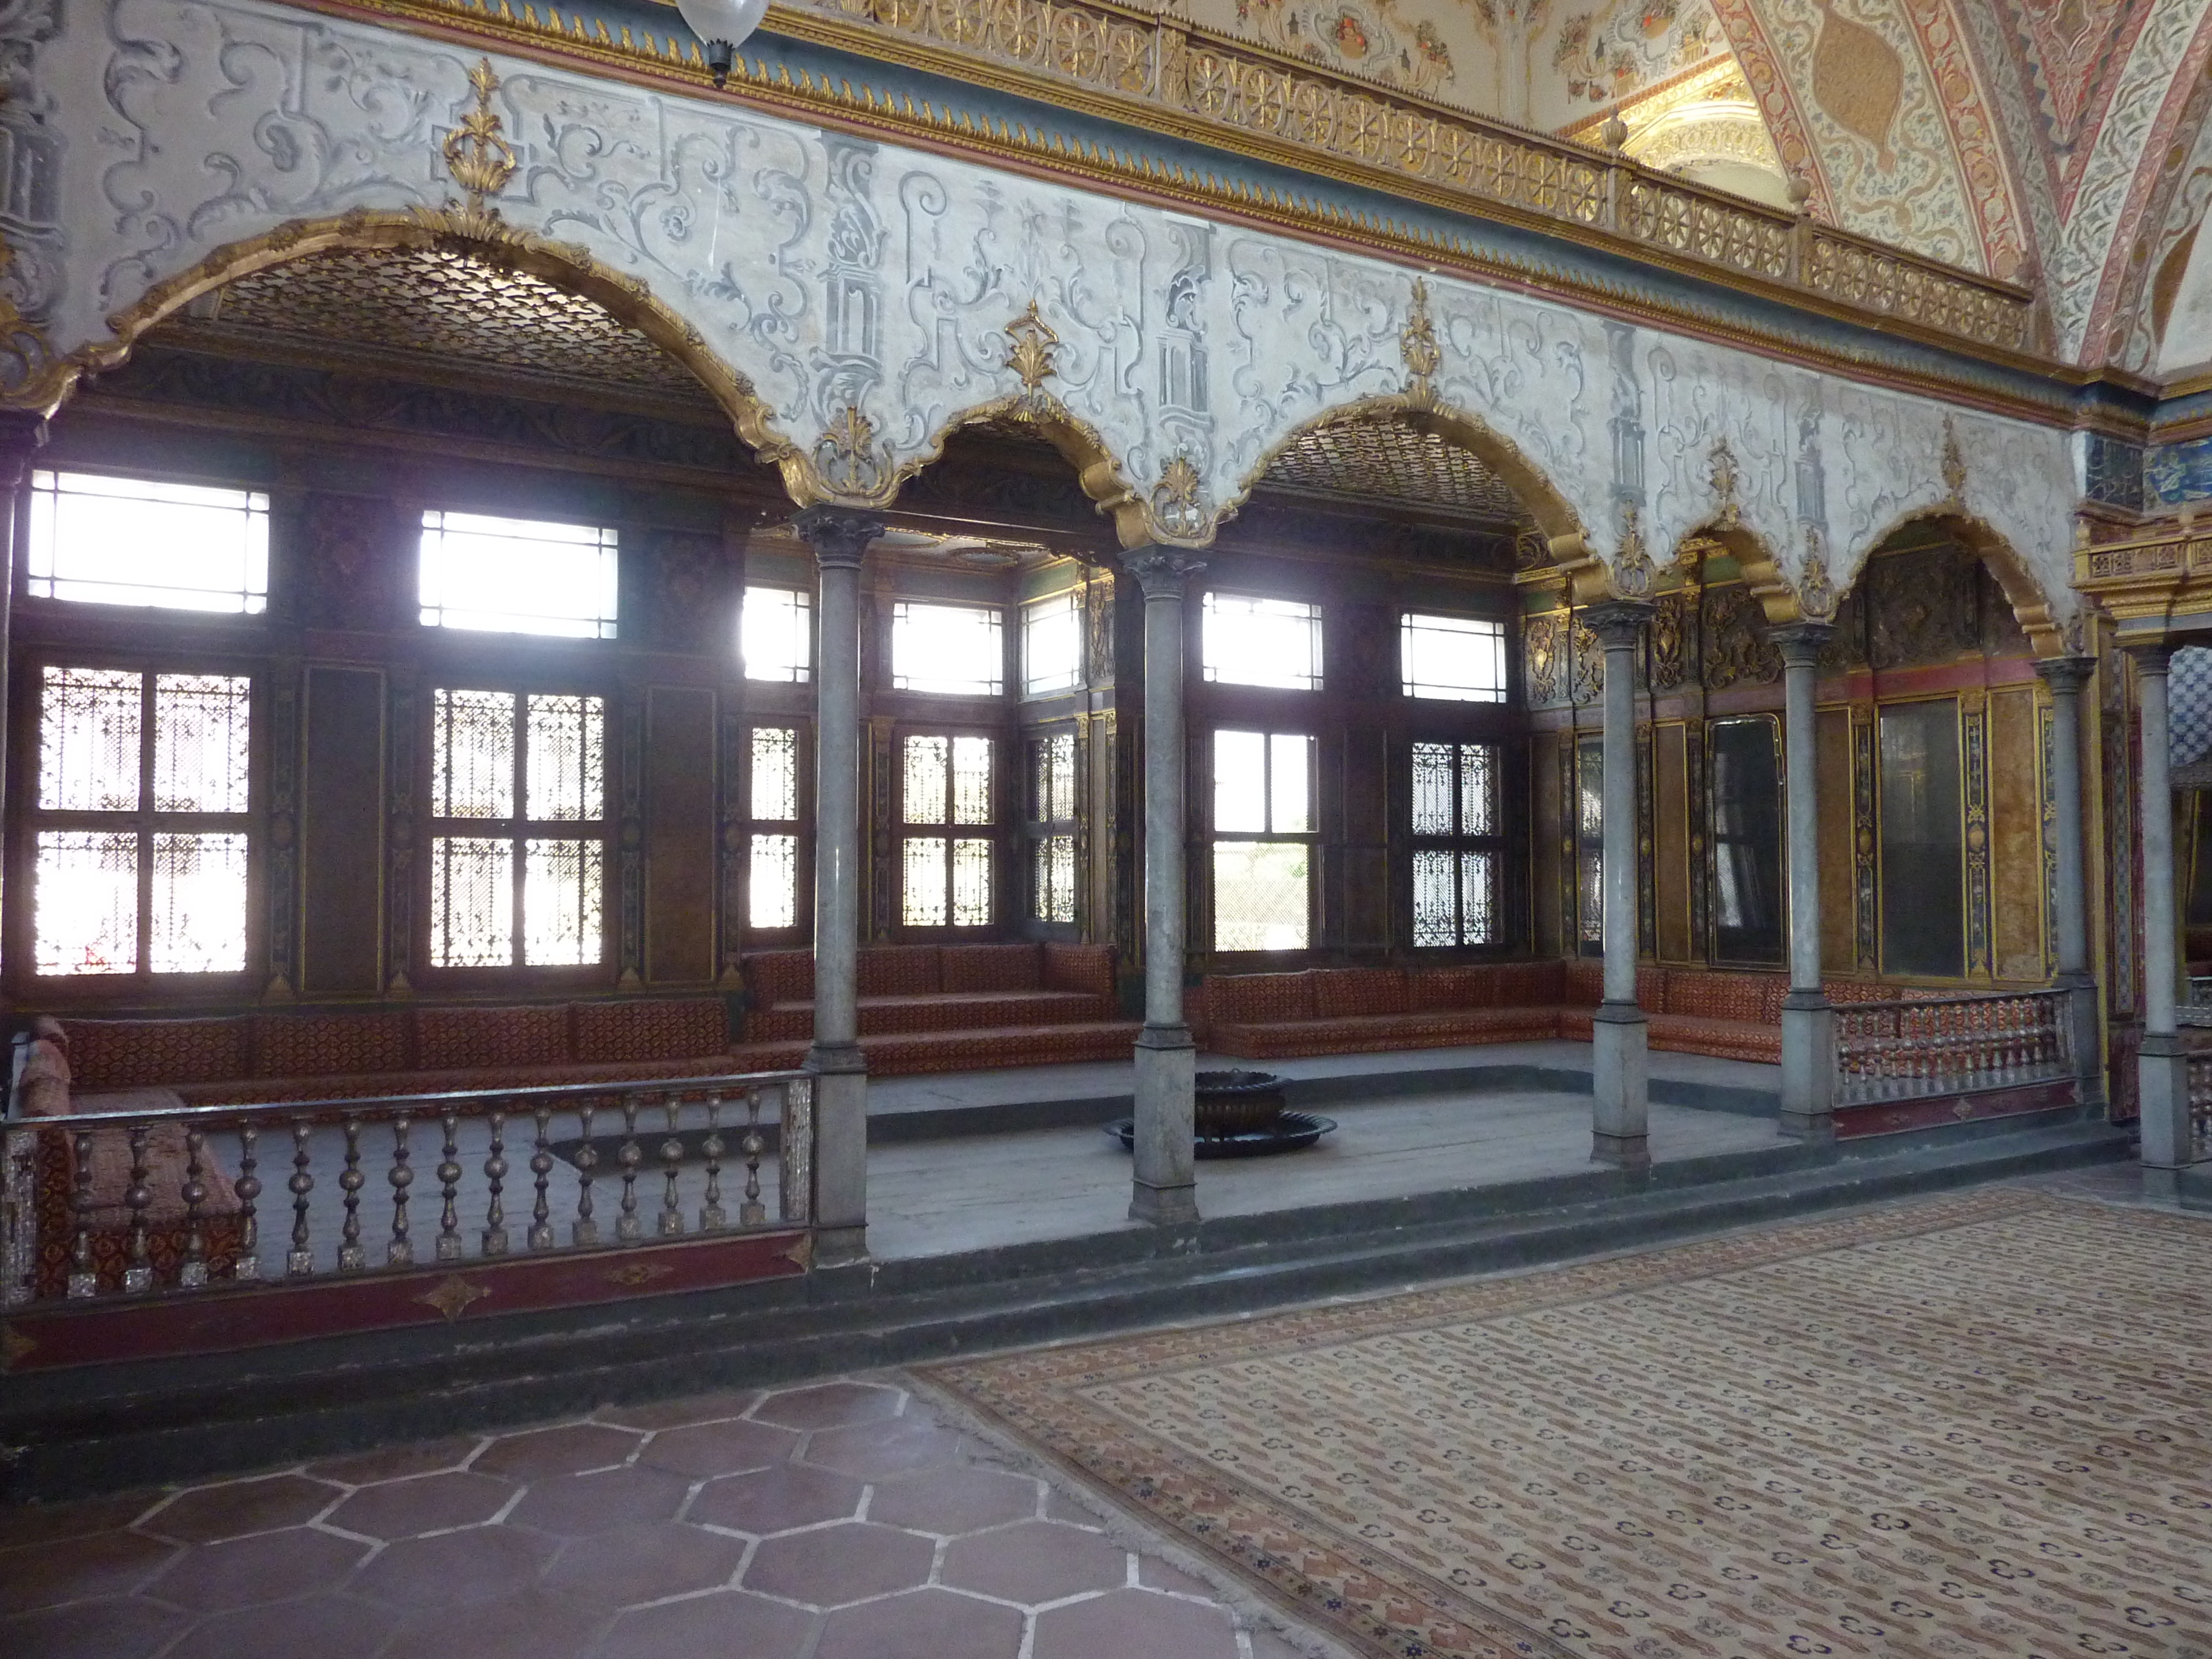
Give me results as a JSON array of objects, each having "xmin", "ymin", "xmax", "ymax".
[
  {"xmin": 699, "ymin": 1094, "xmax": 726, "ymax": 1231},
  {"xmin": 179, "ymin": 1125, "xmax": 209, "ymax": 1289},
  {"xmin": 740, "ymin": 1087, "xmax": 766, "ymax": 1227},
  {"xmin": 615, "ymin": 1096, "xmax": 644, "ymax": 1243},
  {"xmin": 483, "ymin": 1110, "xmax": 510, "ymax": 1256},
  {"xmin": 66, "ymin": 1127, "xmax": 98, "ymax": 1298},
  {"xmin": 435, "ymin": 1113, "xmax": 463, "ymax": 1262},
  {"xmin": 288, "ymin": 1120, "xmax": 316, "ymax": 1276},
  {"xmin": 657, "ymin": 1096, "xmax": 685, "ymax": 1238},
  {"xmin": 122, "ymin": 1125, "xmax": 154, "ymax": 1293},
  {"xmin": 528, "ymin": 1106, "xmax": 554, "ymax": 1251},
  {"xmin": 232, "ymin": 1123, "xmax": 261, "ymax": 1281},
  {"xmin": 387, "ymin": 1116, "xmax": 415, "ymax": 1267},
  {"xmin": 338, "ymin": 1116, "xmax": 366, "ymax": 1272},
  {"xmin": 572, "ymin": 1104, "xmax": 600, "ymax": 1247}
]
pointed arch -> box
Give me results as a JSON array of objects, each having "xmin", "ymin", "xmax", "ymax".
[
  {"xmin": 1849, "ymin": 509, "xmax": 2066, "ymax": 657},
  {"xmin": 1671, "ymin": 521, "xmax": 1804, "ymax": 623},
  {"xmin": 891, "ymin": 394, "xmax": 1149, "ymax": 548},
  {"xmin": 25, "ymin": 207, "xmax": 809, "ymax": 501}
]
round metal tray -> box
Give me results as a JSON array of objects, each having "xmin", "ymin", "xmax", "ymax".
[{"xmin": 1105, "ymin": 1111, "xmax": 1337, "ymax": 1159}]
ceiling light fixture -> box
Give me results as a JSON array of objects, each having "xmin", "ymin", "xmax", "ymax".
[{"xmin": 676, "ymin": 0, "xmax": 769, "ymax": 88}]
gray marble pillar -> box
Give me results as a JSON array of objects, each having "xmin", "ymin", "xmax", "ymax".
[
  {"xmin": 2034, "ymin": 655, "xmax": 2103, "ymax": 1108},
  {"xmin": 1584, "ymin": 600, "xmax": 1654, "ymax": 1167},
  {"xmin": 2133, "ymin": 645, "xmax": 2195, "ymax": 1180},
  {"xmin": 791, "ymin": 506, "xmax": 883, "ymax": 1264},
  {"xmin": 1125, "ymin": 546, "xmax": 1204, "ymax": 1225},
  {"xmin": 1772, "ymin": 622, "xmax": 1834, "ymax": 1140}
]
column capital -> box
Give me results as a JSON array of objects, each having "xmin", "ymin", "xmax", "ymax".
[
  {"xmin": 1581, "ymin": 597, "xmax": 1655, "ymax": 649},
  {"xmin": 2127, "ymin": 640, "xmax": 2177, "ymax": 677},
  {"xmin": 789, "ymin": 506, "xmax": 885, "ymax": 570},
  {"xmin": 1122, "ymin": 545, "xmax": 1207, "ymax": 599},
  {"xmin": 1769, "ymin": 620, "xmax": 1834, "ymax": 666},
  {"xmin": 2033, "ymin": 654, "xmax": 2097, "ymax": 694}
]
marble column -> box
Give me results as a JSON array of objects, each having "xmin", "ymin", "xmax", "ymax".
[
  {"xmin": 1772, "ymin": 622, "xmax": 1834, "ymax": 1139},
  {"xmin": 2034, "ymin": 655, "xmax": 2103, "ymax": 1108},
  {"xmin": 791, "ymin": 506, "xmax": 883, "ymax": 1264},
  {"xmin": 2133, "ymin": 645, "xmax": 2195, "ymax": 1181},
  {"xmin": 1584, "ymin": 600, "xmax": 1654, "ymax": 1167},
  {"xmin": 1125, "ymin": 546, "xmax": 1204, "ymax": 1225},
  {"xmin": 0, "ymin": 418, "xmax": 46, "ymax": 999}
]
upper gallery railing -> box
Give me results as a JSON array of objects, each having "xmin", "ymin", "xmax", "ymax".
[
  {"xmin": 765, "ymin": 0, "xmax": 2034, "ymax": 352},
  {"xmin": 1834, "ymin": 988, "xmax": 2074, "ymax": 1108},
  {"xmin": 2, "ymin": 1070, "xmax": 812, "ymax": 1307}
]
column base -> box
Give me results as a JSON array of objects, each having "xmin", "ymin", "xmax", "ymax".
[
  {"xmin": 1778, "ymin": 995, "xmax": 1835, "ymax": 1143},
  {"xmin": 1130, "ymin": 1024, "xmax": 1199, "ymax": 1225},
  {"xmin": 805, "ymin": 1042, "xmax": 868, "ymax": 1258},
  {"xmin": 1590, "ymin": 1002, "xmax": 1649, "ymax": 1168},
  {"xmin": 2137, "ymin": 1031, "xmax": 2197, "ymax": 1171}
]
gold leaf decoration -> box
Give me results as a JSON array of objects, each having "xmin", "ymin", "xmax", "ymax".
[
  {"xmin": 413, "ymin": 1273, "xmax": 492, "ymax": 1322},
  {"xmin": 1150, "ymin": 452, "xmax": 1207, "ymax": 540},
  {"xmin": 1940, "ymin": 416, "xmax": 1967, "ymax": 500},
  {"xmin": 1706, "ymin": 437, "xmax": 1741, "ymax": 531},
  {"xmin": 443, "ymin": 59, "xmax": 518, "ymax": 211},
  {"xmin": 1004, "ymin": 300, "xmax": 1060, "ymax": 401},
  {"xmin": 1400, "ymin": 278, "xmax": 1440, "ymax": 406},
  {"xmin": 1798, "ymin": 529, "xmax": 1837, "ymax": 620}
]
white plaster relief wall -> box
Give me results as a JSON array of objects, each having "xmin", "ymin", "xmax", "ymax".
[{"xmin": 23, "ymin": 0, "xmax": 2081, "ymax": 617}]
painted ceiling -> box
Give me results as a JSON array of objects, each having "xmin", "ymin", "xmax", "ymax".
[{"xmin": 1150, "ymin": 0, "xmax": 2212, "ymax": 374}]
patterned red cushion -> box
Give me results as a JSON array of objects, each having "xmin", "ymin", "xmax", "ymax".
[
  {"xmin": 1205, "ymin": 972, "xmax": 1315, "ymax": 1024},
  {"xmin": 1758, "ymin": 976, "xmax": 1792, "ymax": 1023},
  {"xmin": 857, "ymin": 947, "xmax": 942, "ymax": 997},
  {"xmin": 1560, "ymin": 960, "xmax": 1604, "ymax": 1008},
  {"xmin": 414, "ymin": 1005, "xmax": 574, "ymax": 1072},
  {"xmin": 1664, "ymin": 971, "xmax": 1775, "ymax": 1024},
  {"xmin": 745, "ymin": 951, "xmax": 815, "ymax": 1008},
  {"xmin": 251, "ymin": 1011, "xmax": 410, "ymax": 1079},
  {"xmin": 1408, "ymin": 967, "xmax": 1496, "ymax": 1011},
  {"xmin": 1637, "ymin": 965, "xmax": 1669, "ymax": 1008},
  {"xmin": 1042, "ymin": 943, "xmax": 1116, "ymax": 998},
  {"xmin": 1310, "ymin": 968, "xmax": 1409, "ymax": 1018},
  {"xmin": 62, "ymin": 1017, "xmax": 249, "ymax": 1089},
  {"xmin": 572, "ymin": 998, "xmax": 728, "ymax": 1064},
  {"xmin": 940, "ymin": 943, "xmax": 1042, "ymax": 993},
  {"xmin": 1488, "ymin": 960, "xmax": 1567, "ymax": 1007}
]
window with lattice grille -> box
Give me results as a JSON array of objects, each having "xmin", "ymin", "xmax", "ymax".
[
  {"xmin": 428, "ymin": 689, "xmax": 606, "ymax": 968},
  {"xmin": 1026, "ymin": 729, "xmax": 1079, "ymax": 925},
  {"xmin": 33, "ymin": 666, "xmax": 252, "ymax": 976},
  {"xmin": 29, "ymin": 472, "xmax": 269, "ymax": 614},
  {"xmin": 1212, "ymin": 729, "xmax": 1313, "ymax": 951},
  {"xmin": 902, "ymin": 734, "xmax": 993, "ymax": 928},
  {"xmin": 748, "ymin": 725, "xmax": 803, "ymax": 931},
  {"xmin": 1575, "ymin": 736, "xmax": 1604, "ymax": 954},
  {"xmin": 1410, "ymin": 741, "xmax": 1501, "ymax": 947}
]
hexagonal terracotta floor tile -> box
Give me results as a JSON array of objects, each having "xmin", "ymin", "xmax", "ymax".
[
  {"xmin": 0, "ymin": 1530, "xmax": 178, "ymax": 1615},
  {"xmin": 504, "ymin": 1466, "xmax": 691, "ymax": 1537},
  {"xmin": 374, "ymin": 1584, "xmax": 610, "ymax": 1659},
  {"xmin": 594, "ymin": 1390, "xmax": 761, "ymax": 1432},
  {"xmin": 472, "ymin": 1422, "xmax": 643, "ymax": 1480},
  {"xmin": 305, "ymin": 1436, "xmax": 482, "ymax": 1487},
  {"xmin": 0, "ymin": 1492, "xmax": 160, "ymax": 1552},
  {"xmin": 1031, "ymin": 1588, "xmax": 1243, "ymax": 1659},
  {"xmin": 686, "ymin": 1463, "xmax": 864, "ymax": 1535},
  {"xmin": 742, "ymin": 1521, "xmax": 934, "ymax": 1607},
  {"xmin": 349, "ymin": 1523, "xmax": 558, "ymax": 1609},
  {"xmin": 594, "ymin": 1589, "xmax": 814, "ymax": 1659},
  {"xmin": 0, "ymin": 1593, "xmax": 192, "ymax": 1659},
  {"xmin": 144, "ymin": 1524, "xmax": 368, "ymax": 1612},
  {"xmin": 866, "ymin": 1466, "xmax": 1040, "ymax": 1535},
  {"xmin": 941, "ymin": 1520, "xmax": 1127, "ymax": 1607},
  {"xmin": 634, "ymin": 1418, "xmax": 800, "ymax": 1480},
  {"xmin": 813, "ymin": 1587, "xmax": 1025, "ymax": 1659},
  {"xmin": 749, "ymin": 1381, "xmax": 904, "ymax": 1430},
  {"xmin": 802, "ymin": 1414, "xmax": 965, "ymax": 1482},
  {"xmin": 541, "ymin": 1521, "xmax": 746, "ymax": 1608},
  {"xmin": 139, "ymin": 1474, "xmax": 339, "ymax": 1543},
  {"xmin": 160, "ymin": 1590, "xmax": 398, "ymax": 1659},
  {"xmin": 323, "ymin": 1470, "xmax": 515, "ymax": 1540}
]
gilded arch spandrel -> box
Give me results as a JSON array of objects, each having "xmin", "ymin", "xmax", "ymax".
[
  {"xmin": 1846, "ymin": 506, "xmax": 2068, "ymax": 659},
  {"xmin": 866, "ymin": 391, "xmax": 1152, "ymax": 547}
]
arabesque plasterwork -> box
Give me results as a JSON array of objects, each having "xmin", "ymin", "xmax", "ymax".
[{"xmin": 8, "ymin": 0, "xmax": 2080, "ymax": 606}]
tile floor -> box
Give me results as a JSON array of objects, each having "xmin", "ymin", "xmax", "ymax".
[{"xmin": 0, "ymin": 1379, "xmax": 1316, "ymax": 1659}]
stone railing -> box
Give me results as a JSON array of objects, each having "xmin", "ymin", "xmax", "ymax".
[
  {"xmin": 776, "ymin": 0, "xmax": 2034, "ymax": 351},
  {"xmin": 1834, "ymin": 990, "xmax": 2073, "ymax": 1108},
  {"xmin": 2, "ymin": 1069, "xmax": 811, "ymax": 1307}
]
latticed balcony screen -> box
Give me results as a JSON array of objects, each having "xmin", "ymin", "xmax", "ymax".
[
  {"xmin": 902, "ymin": 733, "xmax": 993, "ymax": 927},
  {"xmin": 429, "ymin": 689, "xmax": 606, "ymax": 968},
  {"xmin": 1411, "ymin": 741, "xmax": 1500, "ymax": 947},
  {"xmin": 1028, "ymin": 730, "xmax": 1079, "ymax": 924},
  {"xmin": 34, "ymin": 667, "xmax": 252, "ymax": 976},
  {"xmin": 749, "ymin": 725, "xmax": 801, "ymax": 931}
]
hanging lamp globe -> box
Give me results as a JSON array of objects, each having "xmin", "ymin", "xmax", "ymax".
[{"xmin": 677, "ymin": 0, "xmax": 769, "ymax": 87}]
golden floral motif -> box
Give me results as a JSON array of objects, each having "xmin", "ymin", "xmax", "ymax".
[
  {"xmin": 1940, "ymin": 415, "xmax": 1968, "ymax": 500},
  {"xmin": 1797, "ymin": 529, "xmax": 1837, "ymax": 621},
  {"xmin": 413, "ymin": 1273, "xmax": 492, "ymax": 1321},
  {"xmin": 814, "ymin": 403, "xmax": 888, "ymax": 499},
  {"xmin": 1399, "ymin": 277, "xmax": 1440, "ymax": 405},
  {"xmin": 1609, "ymin": 502, "xmax": 1656, "ymax": 600},
  {"xmin": 442, "ymin": 59, "xmax": 518, "ymax": 210},
  {"xmin": 1004, "ymin": 299, "xmax": 1060, "ymax": 400},
  {"xmin": 1150, "ymin": 452, "xmax": 1208, "ymax": 541},
  {"xmin": 1706, "ymin": 436, "xmax": 1741, "ymax": 531}
]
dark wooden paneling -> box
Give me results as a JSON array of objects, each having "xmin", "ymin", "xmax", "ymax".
[
  {"xmin": 1653, "ymin": 722, "xmax": 1691, "ymax": 962},
  {"xmin": 645, "ymin": 686, "xmax": 717, "ymax": 985},
  {"xmin": 1987, "ymin": 686, "xmax": 2044, "ymax": 982},
  {"xmin": 1531, "ymin": 732, "xmax": 1562, "ymax": 958},
  {"xmin": 300, "ymin": 666, "xmax": 385, "ymax": 997},
  {"xmin": 1817, "ymin": 706, "xmax": 1854, "ymax": 976}
]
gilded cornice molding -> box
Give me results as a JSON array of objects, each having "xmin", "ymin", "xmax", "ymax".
[{"xmin": 275, "ymin": 0, "xmax": 2063, "ymax": 401}]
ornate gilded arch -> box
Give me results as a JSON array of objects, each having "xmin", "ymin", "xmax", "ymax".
[
  {"xmin": 1850, "ymin": 508, "xmax": 2066, "ymax": 658},
  {"xmin": 879, "ymin": 391, "xmax": 1149, "ymax": 547}
]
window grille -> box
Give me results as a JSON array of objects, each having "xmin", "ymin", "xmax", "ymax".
[
  {"xmin": 1410, "ymin": 741, "xmax": 1501, "ymax": 947},
  {"xmin": 1211, "ymin": 728, "xmax": 1313, "ymax": 951},
  {"xmin": 1022, "ymin": 591, "xmax": 1084, "ymax": 696},
  {"xmin": 892, "ymin": 602, "xmax": 1004, "ymax": 697},
  {"xmin": 33, "ymin": 666, "xmax": 252, "ymax": 976},
  {"xmin": 748, "ymin": 725, "xmax": 802, "ymax": 931},
  {"xmin": 1027, "ymin": 730, "xmax": 1079, "ymax": 924},
  {"xmin": 1401, "ymin": 612, "xmax": 1507, "ymax": 702},
  {"xmin": 742, "ymin": 585, "xmax": 812, "ymax": 683},
  {"xmin": 28, "ymin": 471, "xmax": 269, "ymax": 614},
  {"xmin": 428, "ymin": 689, "xmax": 606, "ymax": 968},
  {"xmin": 1575, "ymin": 736, "xmax": 1604, "ymax": 952},
  {"xmin": 418, "ymin": 510, "xmax": 618, "ymax": 640},
  {"xmin": 902, "ymin": 734, "xmax": 993, "ymax": 927},
  {"xmin": 1202, "ymin": 594, "xmax": 1322, "ymax": 692}
]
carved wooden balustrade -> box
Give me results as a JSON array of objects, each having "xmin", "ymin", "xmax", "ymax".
[
  {"xmin": 2, "ymin": 1070, "xmax": 813, "ymax": 1318},
  {"xmin": 1833, "ymin": 990, "xmax": 2074, "ymax": 1108}
]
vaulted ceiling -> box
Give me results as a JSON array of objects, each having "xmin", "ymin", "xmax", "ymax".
[{"xmin": 1178, "ymin": 0, "xmax": 2212, "ymax": 375}]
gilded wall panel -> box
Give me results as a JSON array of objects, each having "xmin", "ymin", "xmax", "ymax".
[{"xmin": 1986, "ymin": 686, "xmax": 2046, "ymax": 984}]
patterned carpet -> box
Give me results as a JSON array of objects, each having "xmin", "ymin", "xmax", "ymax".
[{"xmin": 920, "ymin": 1192, "xmax": 2212, "ymax": 1659}]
